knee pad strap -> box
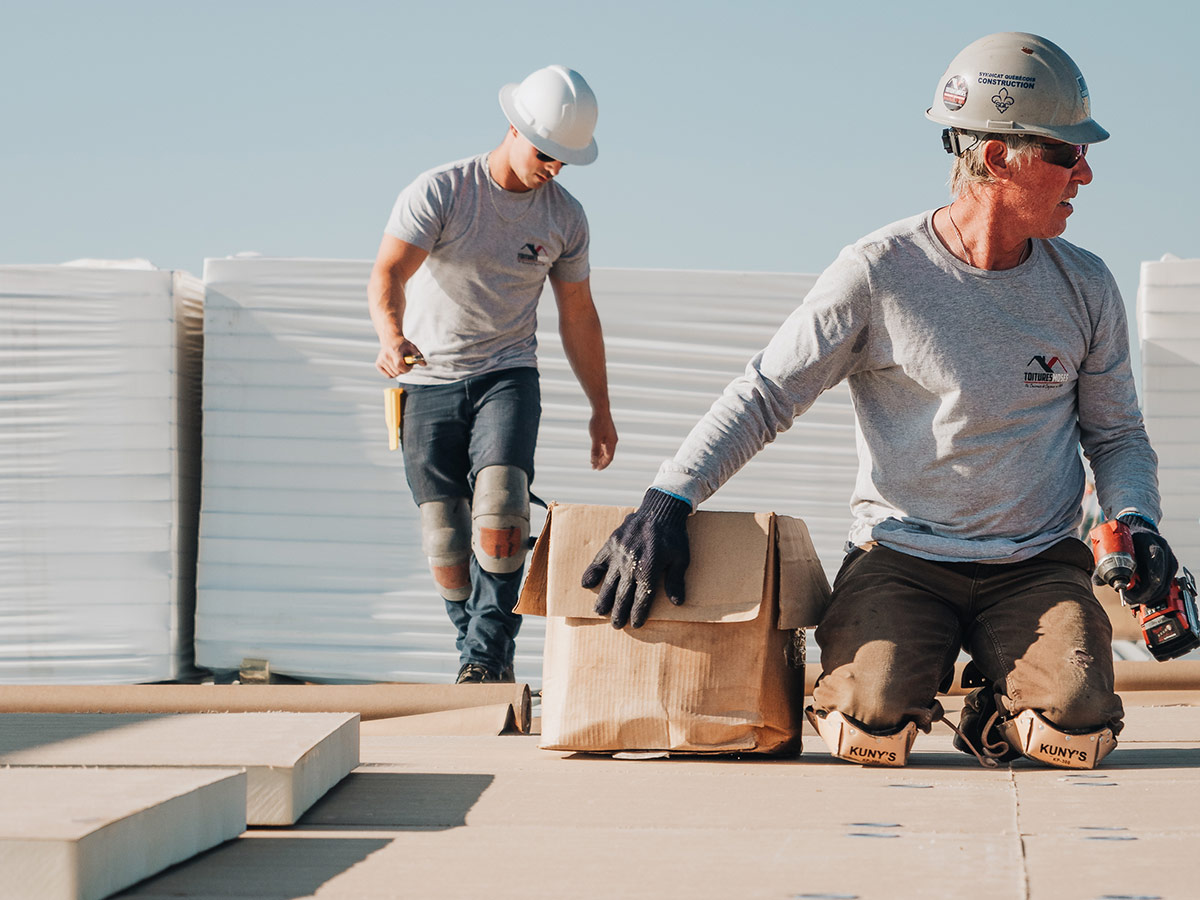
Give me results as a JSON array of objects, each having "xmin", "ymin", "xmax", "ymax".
[
  {"xmin": 806, "ymin": 707, "xmax": 917, "ymax": 767},
  {"xmin": 997, "ymin": 708, "xmax": 1116, "ymax": 769},
  {"xmin": 472, "ymin": 465, "xmax": 530, "ymax": 575}
]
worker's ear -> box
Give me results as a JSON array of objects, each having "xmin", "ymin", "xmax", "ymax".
[{"xmin": 982, "ymin": 139, "xmax": 1013, "ymax": 180}]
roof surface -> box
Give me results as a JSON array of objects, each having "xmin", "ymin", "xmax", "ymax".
[{"xmin": 114, "ymin": 693, "xmax": 1200, "ymax": 900}]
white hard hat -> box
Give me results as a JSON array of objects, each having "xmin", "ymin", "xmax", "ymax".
[
  {"xmin": 500, "ymin": 65, "xmax": 598, "ymax": 166},
  {"xmin": 925, "ymin": 32, "xmax": 1108, "ymax": 145}
]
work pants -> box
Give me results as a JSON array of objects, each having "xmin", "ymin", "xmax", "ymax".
[
  {"xmin": 400, "ymin": 366, "xmax": 540, "ymax": 675},
  {"xmin": 812, "ymin": 540, "xmax": 1124, "ymax": 735}
]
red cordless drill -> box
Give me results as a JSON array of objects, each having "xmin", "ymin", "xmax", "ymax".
[{"xmin": 1089, "ymin": 519, "xmax": 1200, "ymax": 661}]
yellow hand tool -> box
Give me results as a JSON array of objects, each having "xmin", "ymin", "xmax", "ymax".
[
  {"xmin": 384, "ymin": 354, "xmax": 421, "ymax": 451},
  {"xmin": 384, "ymin": 387, "xmax": 404, "ymax": 451}
]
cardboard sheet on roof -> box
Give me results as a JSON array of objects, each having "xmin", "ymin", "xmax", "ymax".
[{"xmin": 516, "ymin": 503, "xmax": 831, "ymax": 754}]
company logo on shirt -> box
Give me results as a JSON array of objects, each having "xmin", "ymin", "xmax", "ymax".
[
  {"xmin": 517, "ymin": 243, "xmax": 550, "ymax": 266},
  {"xmin": 1024, "ymin": 355, "xmax": 1070, "ymax": 388}
]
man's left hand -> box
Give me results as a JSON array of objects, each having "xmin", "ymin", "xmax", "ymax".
[
  {"xmin": 1119, "ymin": 514, "xmax": 1179, "ymax": 606},
  {"xmin": 590, "ymin": 410, "xmax": 618, "ymax": 470}
]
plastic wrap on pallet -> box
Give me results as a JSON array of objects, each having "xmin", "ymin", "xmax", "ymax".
[
  {"xmin": 1137, "ymin": 255, "xmax": 1200, "ymax": 566},
  {"xmin": 0, "ymin": 261, "xmax": 203, "ymax": 683},
  {"xmin": 195, "ymin": 260, "xmax": 856, "ymax": 685}
]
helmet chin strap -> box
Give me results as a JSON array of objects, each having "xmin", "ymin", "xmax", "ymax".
[{"xmin": 942, "ymin": 129, "xmax": 983, "ymax": 157}]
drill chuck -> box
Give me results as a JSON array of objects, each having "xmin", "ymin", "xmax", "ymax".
[
  {"xmin": 1089, "ymin": 519, "xmax": 1137, "ymax": 592},
  {"xmin": 1094, "ymin": 553, "xmax": 1134, "ymax": 593}
]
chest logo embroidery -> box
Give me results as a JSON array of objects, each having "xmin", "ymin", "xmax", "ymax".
[
  {"xmin": 1024, "ymin": 355, "xmax": 1070, "ymax": 388},
  {"xmin": 517, "ymin": 243, "xmax": 550, "ymax": 266}
]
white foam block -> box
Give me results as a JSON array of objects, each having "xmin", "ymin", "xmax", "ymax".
[
  {"xmin": 0, "ymin": 767, "xmax": 245, "ymax": 900},
  {"xmin": 0, "ymin": 712, "xmax": 359, "ymax": 825},
  {"xmin": 0, "ymin": 263, "xmax": 203, "ymax": 684}
]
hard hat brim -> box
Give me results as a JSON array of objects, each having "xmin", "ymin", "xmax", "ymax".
[
  {"xmin": 500, "ymin": 83, "xmax": 599, "ymax": 166},
  {"xmin": 925, "ymin": 109, "xmax": 1109, "ymax": 145}
]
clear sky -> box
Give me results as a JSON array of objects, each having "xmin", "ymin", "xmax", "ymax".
[{"xmin": 3, "ymin": 0, "xmax": 1196, "ymax": 351}]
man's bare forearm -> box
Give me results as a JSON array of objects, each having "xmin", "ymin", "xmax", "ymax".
[
  {"xmin": 553, "ymin": 276, "xmax": 618, "ymax": 469},
  {"xmin": 560, "ymin": 306, "xmax": 612, "ymax": 413},
  {"xmin": 369, "ymin": 266, "xmax": 407, "ymax": 346},
  {"xmin": 368, "ymin": 236, "xmax": 429, "ymax": 378}
]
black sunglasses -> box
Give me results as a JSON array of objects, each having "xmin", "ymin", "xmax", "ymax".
[
  {"xmin": 1038, "ymin": 141, "xmax": 1088, "ymax": 169},
  {"xmin": 535, "ymin": 150, "xmax": 563, "ymax": 164}
]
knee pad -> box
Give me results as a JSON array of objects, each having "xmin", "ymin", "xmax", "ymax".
[
  {"xmin": 997, "ymin": 708, "xmax": 1117, "ymax": 769},
  {"xmin": 472, "ymin": 465, "xmax": 529, "ymax": 575},
  {"xmin": 420, "ymin": 499, "xmax": 471, "ymax": 602},
  {"xmin": 805, "ymin": 706, "xmax": 918, "ymax": 767}
]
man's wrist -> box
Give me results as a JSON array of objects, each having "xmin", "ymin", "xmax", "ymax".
[
  {"xmin": 1116, "ymin": 509, "xmax": 1158, "ymax": 532},
  {"xmin": 643, "ymin": 488, "xmax": 692, "ymax": 523}
]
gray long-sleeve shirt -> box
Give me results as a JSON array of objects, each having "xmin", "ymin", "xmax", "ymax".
[{"xmin": 653, "ymin": 211, "xmax": 1160, "ymax": 563}]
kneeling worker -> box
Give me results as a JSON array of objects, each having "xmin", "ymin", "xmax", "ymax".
[
  {"xmin": 581, "ymin": 33, "xmax": 1178, "ymax": 767},
  {"xmin": 370, "ymin": 66, "xmax": 618, "ymax": 684}
]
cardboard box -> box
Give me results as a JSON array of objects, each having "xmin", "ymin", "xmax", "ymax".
[{"xmin": 516, "ymin": 503, "xmax": 832, "ymax": 754}]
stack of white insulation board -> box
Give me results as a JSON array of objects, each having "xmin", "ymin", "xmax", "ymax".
[
  {"xmin": 1137, "ymin": 256, "xmax": 1200, "ymax": 565},
  {"xmin": 196, "ymin": 260, "xmax": 856, "ymax": 685},
  {"xmin": 0, "ymin": 767, "xmax": 246, "ymax": 900},
  {"xmin": 0, "ymin": 261, "xmax": 203, "ymax": 683},
  {"xmin": 0, "ymin": 709, "xmax": 360, "ymax": 900},
  {"xmin": 0, "ymin": 711, "xmax": 360, "ymax": 826}
]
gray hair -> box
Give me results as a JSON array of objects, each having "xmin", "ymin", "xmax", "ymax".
[{"xmin": 949, "ymin": 132, "xmax": 1042, "ymax": 196}]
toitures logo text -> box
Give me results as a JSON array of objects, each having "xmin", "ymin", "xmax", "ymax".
[
  {"xmin": 1024, "ymin": 355, "xmax": 1070, "ymax": 388},
  {"xmin": 517, "ymin": 243, "xmax": 550, "ymax": 266}
]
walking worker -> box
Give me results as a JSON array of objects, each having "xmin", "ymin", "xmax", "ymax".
[
  {"xmin": 583, "ymin": 33, "xmax": 1179, "ymax": 767},
  {"xmin": 369, "ymin": 65, "xmax": 618, "ymax": 684}
]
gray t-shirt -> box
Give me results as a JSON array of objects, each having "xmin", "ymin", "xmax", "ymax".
[
  {"xmin": 654, "ymin": 211, "xmax": 1160, "ymax": 563},
  {"xmin": 385, "ymin": 154, "xmax": 590, "ymax": 384}
]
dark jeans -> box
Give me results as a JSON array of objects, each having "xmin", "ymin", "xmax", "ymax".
[
  {"xmin": 443, "ymin": 559, "xmax": 524, "ymax": 675},
  {"xmin": 400, "ymin": 367, "xmax": 540, "ymax": 673},
  {"xmin": 812, "ymin": 540, "xmax": 1124, "ymax": 735}
]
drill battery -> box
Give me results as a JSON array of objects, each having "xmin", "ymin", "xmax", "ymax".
[{"xmin": 1136, "ymin": 567, "xmax": 1200, "ymax": 661}]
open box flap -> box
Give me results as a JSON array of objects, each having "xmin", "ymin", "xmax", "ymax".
[
  {"xmin": 774, "ymin": 515, "xmax": 833, "ymax": 629},
  {"xmin": 518, "ymin": 503, "xmax": 774, "ymax": 624},
  {"xmin": 514, "ymin": 508, "xmax": 553, "ymax": 617}
]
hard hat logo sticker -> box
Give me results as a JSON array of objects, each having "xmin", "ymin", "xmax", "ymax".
[
  {"xmin": 942, "ymin": 75, "xmax": 969, "ymax": 111},
  {"xmin": 991, "ymin": 87, "xmax": 1016, "ymax": 114}
]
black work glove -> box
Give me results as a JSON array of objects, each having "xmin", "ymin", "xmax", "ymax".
[
  {"xmin": 581, "ymin": 488, "xmax": 691, "ymax": 629},
  {"xmin": 1118, "ymin": 513, "xmax": 1179, "ymax": 606}
]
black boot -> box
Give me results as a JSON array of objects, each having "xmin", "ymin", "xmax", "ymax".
[
  {"xmin": 455, "ymin": 663, "xmax": 489, "ymax": 684},
  {"xmin": 954, "ymin": 687, "xmax": 1022, "ymax": 762}
]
